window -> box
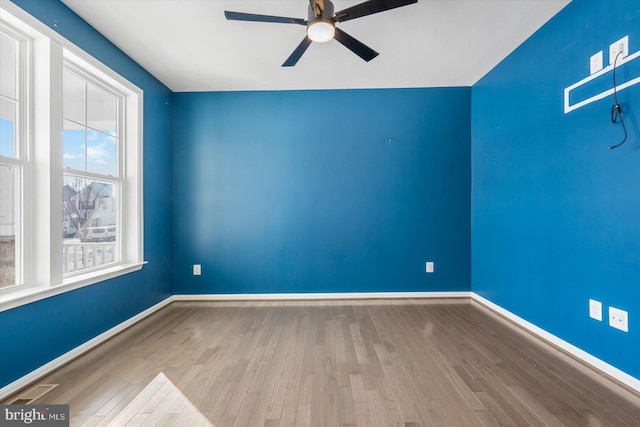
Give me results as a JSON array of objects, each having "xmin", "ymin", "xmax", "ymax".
[
  {"xmin": 0, "ymin": 3, "xmax": 144, "ymax": 311},
  {"xmin": 62, "ymin": 67, "xmax": 121, "ymax": 276},
  {"xmin": 0, "ymin": 23, "xmax": 26, "ymax": 289}
]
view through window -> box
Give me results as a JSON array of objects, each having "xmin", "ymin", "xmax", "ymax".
[{"xmin": 62, "ymin": 68, "xmax": 121, "ymax": 275}]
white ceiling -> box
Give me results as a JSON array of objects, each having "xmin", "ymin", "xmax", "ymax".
[{"xmin": 61, "ymin": 0, "xmax": 570, "ymax": 92}]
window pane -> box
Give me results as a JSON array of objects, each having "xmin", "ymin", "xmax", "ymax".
[
  {"xmin": 87, "ymin": 83, "xmax": 117, "ymax": 134},
  {"xmin": 63, "ymin": 175, "xmax": 118, "ymax": 274},
  {"xmin": 87, "ymin": 130, "xmax": 116, "ymax": 176},
  {"xmin": 0, "ymin": 33, "xmax": 17, "ymax": 99},
  {"xmin": 63, "ymin": 70, "xmax": 86, "ymax": 124},
  {"xmin": 0, "ymin": 164, "xmax": 17, "ymax": 287},
  {"xmin": 63, "ymin": 119, "xmax": 86, "ymax": 170},
  {"xmin": 0, "ymin": 98, "xmax": 16, "ymax": 158},
  {"xmin": 63, "ymin": 73, "xmax": 118, "ymax": 177}
]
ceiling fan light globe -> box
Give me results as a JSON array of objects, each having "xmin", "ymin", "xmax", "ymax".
[{"xmin": 307, "ymin": 19, "xmax": 335, "ymax": 43}]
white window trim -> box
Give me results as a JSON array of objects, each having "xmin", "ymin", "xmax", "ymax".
[
  {"xmin": 61, "ymin": 62, "xmax": 125, "ymax": 278},
  {"xmin": 0, "ymin": 2, "xmax": 145, "ymax": 313},
  {"xmin": 0, "ymin": 19, "xmax": 28, "ymax": 289}
]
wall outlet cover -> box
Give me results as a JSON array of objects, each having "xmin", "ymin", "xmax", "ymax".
[
  {"xmin": 589, "ymin": 299, "xmax": 602, "ymax": 321},
  {"xmin": 608, "ymin": 306, "xmax": 628, "ymax": 332},
  {"xmin": 590, "ymin": 51, "xmax": 603, "ymax": 75},
  {"xmin": 609, "ymin": 35, "xmax": 629, "ymax": 65},
  {"xmin": 425, "ymin": 261, "xmax": 434, "ymax": 273},
  {"xmin": 193, "ymin": 264, "xmax": 201, "ymax": 276}
]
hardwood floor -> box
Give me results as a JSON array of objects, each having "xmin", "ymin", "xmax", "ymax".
[{"xmin": 5, "ymin": 299, "xmax": 640, "ymax": 426}]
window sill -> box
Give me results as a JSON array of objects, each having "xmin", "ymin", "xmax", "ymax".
[{"xmin": 0, "ymin": 262, "xmax": 147, "ymax": 312}]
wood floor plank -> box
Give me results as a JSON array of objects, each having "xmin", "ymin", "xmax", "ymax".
[{"xmin": 5, "ymin": 300, "xmax": 639, "ymax": 427}]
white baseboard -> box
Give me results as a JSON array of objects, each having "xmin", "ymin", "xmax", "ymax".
[
  {"xmin": 471, "ymin": 292, "xmax": 640, "ymax": 394},
  {"xmin": 0, "ymin": 297, "xmax": 173, "ymax": 400},
  {"xmin": 172, "ymin": 291, "xmax": 472, "ymax": 301}
]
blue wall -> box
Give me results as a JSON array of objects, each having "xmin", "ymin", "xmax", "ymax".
[
  {"xmin": 472, "ymin": 1, "xmax": 640, "ymax": 379},
  {"xmin": 173, "ymin": 88, "xmax": 471, "ymax": 294},
  {"xmin": 0, "ymin": 0, "xmax": 174, "ymax": 388}
]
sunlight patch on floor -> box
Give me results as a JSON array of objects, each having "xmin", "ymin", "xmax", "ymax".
[{"xmin": 108, "ymin": 372, "xmax": 213, "ymax": 426}]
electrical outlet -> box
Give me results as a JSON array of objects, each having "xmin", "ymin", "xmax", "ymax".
[
  {"xmin": 609, "ymin": 35, "xmax": 629, "ymax": 65},
  {"xmin": 590, "ymin": 51, "xmax": 603, "ymax": 75},
  {"xmin": 193, "ymin": 264, "xmax": 201, "ymax": 276},
  {"xmin": 425, "ymin": 261, "xmax": 434, "ymax": 273},
  {"xmin": 589, "ymin": 299, "xmax": 602, "ymax": 321},
  {"xmin": 608, "ymin": 306, "xmax": 628, "ymax": 332}
]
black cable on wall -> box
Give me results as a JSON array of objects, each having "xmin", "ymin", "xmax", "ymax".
[{"xmin": 609, "ymin": 51, "xmax": 628, "ymax": 149}]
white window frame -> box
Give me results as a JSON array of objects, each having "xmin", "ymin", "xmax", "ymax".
[
  {"xmin": 0, "ymin": 2, "xmax": 145, "ymax": 312},
  {"xmin": 0, "ymin": 20, "xmax": 29, "ymax": 290},
  {"xmin": 61, "ymin": 63, "xmax": 124, "ymax": 277}
]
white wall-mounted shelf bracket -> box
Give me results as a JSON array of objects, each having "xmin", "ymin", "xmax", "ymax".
[{"xmin": 564, "ymin": 36, "xmax": 640, "ymax": 114}]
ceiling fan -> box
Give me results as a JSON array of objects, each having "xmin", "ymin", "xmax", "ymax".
[{"xmin": 224, "ymin": 0, "xmax": 418, "ymax": 67}]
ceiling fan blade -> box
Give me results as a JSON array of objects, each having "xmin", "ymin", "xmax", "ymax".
[
  {"xmin": 224, "ymin": 11, "xmax": 306, "ymax": 25},
  {"xmin": 334, "ymin": 0, "xmax": 417, "ymax": 23},
  {"xmin": 333, "ymin": 28, "xmax": 379, "ymax": 62},
  {"xmin": 283, "ymin": 37, "xmax": 313, "ymax": 67}
]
